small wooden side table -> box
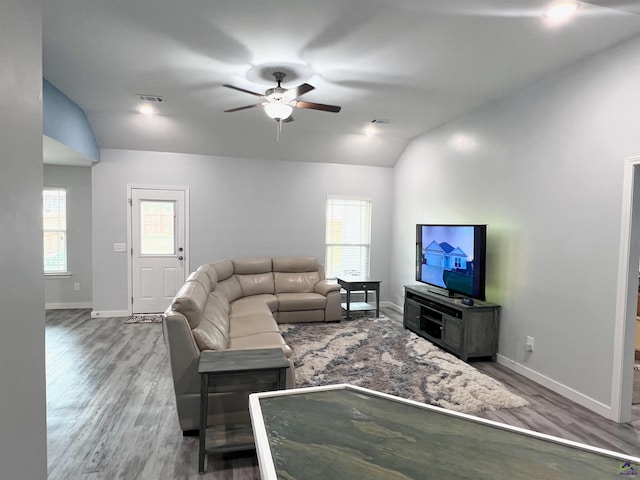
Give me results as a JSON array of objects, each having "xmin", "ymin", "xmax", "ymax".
[
  {"xmin": 198, "ymin": 348, "xmax": 289, "ymax": 474},
  {"xmin": 336, "ymin": 276, "xmax": 382, "ymax": 320}
]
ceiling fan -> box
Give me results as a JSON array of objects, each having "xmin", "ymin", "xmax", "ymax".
[{"xmin": 223, "ymin": 72, "xmax": 341, "ymax": 122}]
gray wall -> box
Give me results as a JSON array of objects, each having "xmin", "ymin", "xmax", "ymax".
[
  {"xmin": 390, "ymin": 34, "xmax": 640, "ymax": 413},
  {"xmin": 92, "ymin": 149, "xmax": 393, "ymax": 313},
  {"xmin": 44, "ymin": 165, "xmax": 93, "ymax": 308},
  {"xmin": 0, "ymin": 0, "xmax": 47, "ymax": 477}
]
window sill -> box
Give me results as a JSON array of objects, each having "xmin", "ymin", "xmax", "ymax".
[{"xmin": 45, "ymin": 273, "xmax": 72, "ymax": 278}]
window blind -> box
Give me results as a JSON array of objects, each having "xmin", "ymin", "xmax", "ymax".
[{"xmin": 325, "ymin": 197, "xmax": 372, "ymax": 278}]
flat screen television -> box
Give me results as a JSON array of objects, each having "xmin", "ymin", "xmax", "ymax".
[{"xmin": 415, "ymin": 224, "xmax": 487, "ymax": 300}]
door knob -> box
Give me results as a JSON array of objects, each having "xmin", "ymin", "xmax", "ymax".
[{"xmin": 178, "ymin": 256, "xmax": 184, "ymax": 260}]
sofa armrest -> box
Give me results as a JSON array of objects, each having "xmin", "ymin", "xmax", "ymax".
[
  {"xmin": 162, "ymin": 311, "xmax": 201, "ymax": 395},
  {"xmin": 314, "ymin": 279, "xmax": 342, "ymax": 296}
]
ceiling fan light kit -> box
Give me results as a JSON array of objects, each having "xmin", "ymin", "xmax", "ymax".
[
  {"xmin": 264, "ymin": 100, "xmax": 294, "ymax": 120},
  {"xmin": 224, "ymin": 71, "xmax": 341, "ymax": 129}
]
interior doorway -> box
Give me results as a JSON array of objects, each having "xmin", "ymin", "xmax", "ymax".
[
  {"xmin": 128, "ymin": 185, "xmax": 189, "ymax": 314},
  {"xmin": 612, "ymin": 157, "xmax": 640, "ymax": 422}
]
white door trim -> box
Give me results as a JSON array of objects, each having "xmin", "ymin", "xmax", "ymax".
[
  {"xmin": 612, "ymin": 155, "xmax": 640, "ymax": 423},
  {"xmin": 126, "ymin": 184, "xmax": 190, "ymax": 315}
]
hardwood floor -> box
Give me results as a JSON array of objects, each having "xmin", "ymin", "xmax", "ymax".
[
  {"xmin": 46, "ymin": 309, "xmax": 259, "ymax": 480},
  {"xmin": 46, "ymin": 308, "xmax": 640, "ymax": 479}
]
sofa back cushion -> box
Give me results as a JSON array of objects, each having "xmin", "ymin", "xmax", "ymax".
[
  {"xmin": 170, "ymin": 280, "xmax": 209, "ymax": 329},
  {"xmin": 274, "ymin": 271, "xmax": 320, "ymax": 294},
  {"xmin": 192, "ymin": 295, "xmax": 230, "ymax": 351},
  {"xmin": 186, "ymin": 269, "xmax": 212, "ymax": 292},
  {"xmin": 236, "ymin": 272, "xmax": 275, "ymax": 296},
  {"xmin": 209, "ymin": 291, "xmax": 231, "ymax": 333},
  {"xmin": 233, "ymin": 257, "xmax": 272, "ymax": 274},
  {"xmin": 196, "ymin": 264, "xmax": 218, "ymax": 290},
  {"xmin": 272, "ymin": 256, "xmax": 318, "ymax": 273},
  {"xmin": 212, "ymin": 260, "xmax": 235, "ymax": 281},
  {"xmin": 215, "ymin": 275, "xmax": 242, "ymax": 303}
]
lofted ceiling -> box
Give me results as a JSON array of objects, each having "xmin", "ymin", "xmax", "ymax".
[{"xmin": 43, "ymin": 0, "xmax": 640, "ymax": 168}]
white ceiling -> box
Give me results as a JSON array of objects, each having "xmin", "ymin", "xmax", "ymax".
[{"xmin": 43, "ymin": 0, "xmax": 640, "ymax": 168}]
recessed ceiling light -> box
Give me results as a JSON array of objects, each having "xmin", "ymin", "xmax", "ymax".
[
  {"xmin": 450, "ymin": 133, "xmax": 477, "ymax": 152},
  {"xmin": 365, "ymin": 119, "xmax": 390, "ymax": 136},
  {"xmin": 138, "ymin": 103, "xmax": 156, "ymax": 115},
  {"xmin": 544, "ymin": 0, "xmax": 579, "ymax": 25}
]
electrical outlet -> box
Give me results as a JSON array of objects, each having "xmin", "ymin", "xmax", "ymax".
[
  {"xmin": 74, "ymin": 282, "xmax": 80, "ymax": 291},
  {"xmin": 526, "ymin": 336, "xmax": 534, "ymax": 352}
]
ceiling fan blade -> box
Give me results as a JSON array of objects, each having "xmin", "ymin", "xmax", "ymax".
[
  {"xmin": 284, "ymin": 83, "xmax": 314, "ymax": 100},
  {"xmin": 295, "ymin": 101, "xmax": 341, "ymax": 113},
  {"xmin": 224, "ymin": 103, "xmax": 263, "ymax": 113},
  {"xmin": 223, "ymin": 84, "xmax": 264, "ymax": 97}
]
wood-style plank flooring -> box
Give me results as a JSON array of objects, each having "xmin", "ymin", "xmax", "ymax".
[{"xmin": 46, "ymin": 308, "xmax": 640, "ymax": 479}]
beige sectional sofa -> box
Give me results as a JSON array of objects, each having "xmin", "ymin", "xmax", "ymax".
[{"xmin": 162, "ymin": 256, "xmax": 342, "ymax": 432}]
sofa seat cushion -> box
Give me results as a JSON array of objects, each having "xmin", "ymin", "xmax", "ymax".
[
  {"xmin": 231, "ymin": 295, "xmax": 278, "ymax": 314},
  {"xmin": 229, "ymin": 332, "xmax": 292, "ymax": 358},
  {"xmin": 276, "ymin": 292, "xmax": 327, "ymax": 312},
  {"xmin": 229, "ymin": 314, "xmax": 279, "ymax": 338}
]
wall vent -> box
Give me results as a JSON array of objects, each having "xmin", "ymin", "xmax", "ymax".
[
  {"xmin": 370, "ymin": 119, "xmax": 391, "ymax": 124},
  {"xmin": 136, "ymin": 94, "xmax": 164, "ymax": 103}
]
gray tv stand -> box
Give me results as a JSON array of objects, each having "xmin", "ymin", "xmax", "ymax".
[{"xmin": 403, "ymin": 285, "xmax": 500, "ymax": 361}]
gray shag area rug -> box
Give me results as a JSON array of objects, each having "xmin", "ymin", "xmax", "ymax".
[{"xmin": 280, "ymin": 316, "xmax": 529, "ymax": 415}]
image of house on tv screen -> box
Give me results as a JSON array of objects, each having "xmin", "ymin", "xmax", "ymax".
[{"xmin": 419, "ymin": 226, "xmax": 475, "ymax": 294}]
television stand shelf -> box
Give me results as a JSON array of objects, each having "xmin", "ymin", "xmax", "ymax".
[{"xmin": 403, "ymin": 285, "xmax": 500, "ymax": 362}]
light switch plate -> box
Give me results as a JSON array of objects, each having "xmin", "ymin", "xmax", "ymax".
[{"xmin": 113, "ymin": 243, "xmax": 127, "ymax": 252}]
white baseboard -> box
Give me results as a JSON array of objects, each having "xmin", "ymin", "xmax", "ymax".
[
  {"xmin": 383, "ymin": 301, "xmax": 403, "ymax": 314},
  {"xmin": 91, "ymin": 310, "xmax": 130, "ymax": 319},
  {"xmin": 45, "ymin": 302, "xmax": 92, "ymax": 310},
  {"xmin": 496, "ymin": 354, "xmax": 614, "ymax": 420}
]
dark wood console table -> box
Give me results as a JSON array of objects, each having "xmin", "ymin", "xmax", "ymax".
[
  {"xmin": 336, "ymin": 276, "xmax": 381, "ymax": 319},
  {"xmin": 197, "ymin": 348, "xmax": 289, "ymax": 474}
]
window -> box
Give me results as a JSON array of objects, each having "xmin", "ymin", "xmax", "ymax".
[
  {"xmin": 43, "ymin": 188, "xmax": 67, "ymax": 274},
  {"xmin": 325, "ymin": 197, "xmax": 372, "ymax": 279},
  {"xmin": 140, "ymin": 200, "xmax": 176, "ymax": 255}
]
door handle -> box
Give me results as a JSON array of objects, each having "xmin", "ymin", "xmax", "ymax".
[{"xmin": 178, "ymin": 256, "xmax": 184, "ymax": 261}]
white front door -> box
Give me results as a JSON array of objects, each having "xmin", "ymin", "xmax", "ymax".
[{"xmin": 130, "ymin": 187, "xmax": 188, "ymax": 314}]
